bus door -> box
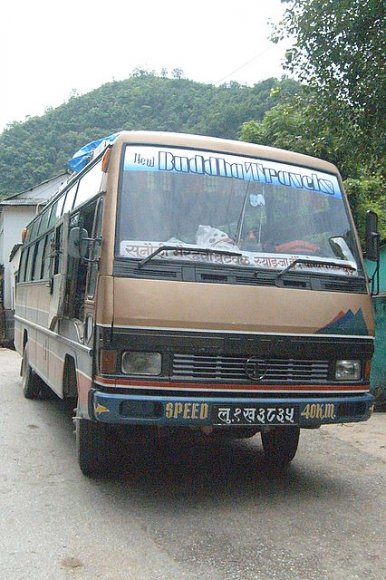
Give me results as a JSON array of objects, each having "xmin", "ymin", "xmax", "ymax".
[
  {"xmin": 65, "ymin": 199, "xmax": 102, "ymax": 340},
  {"xmin": 48, "ymin": 213, "xmax": 69, "ymax": 330},
  {"xmin": 83, "ymin": 198, "xmax": 104, "ymax": 346}
]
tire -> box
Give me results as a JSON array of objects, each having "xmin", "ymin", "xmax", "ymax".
[
  {"xmin": 76, "ymin": 418, "xmax": 117, "ymax": 476},
  {"xmin": 21, "ymin": 343, "xmax": 42, "ymax": 399},
  {"xmin": 261, "ymin": 426, "xmax": 300, "ymax": 469}
]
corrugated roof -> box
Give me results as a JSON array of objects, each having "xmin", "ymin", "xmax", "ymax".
[
  {"xmin": 0, "ymin": 172, "xmax": 70, "ymax": 207},
  {"xmin": 0, "ymin": 198, "xmax": 46, "ymax": 206},
  {"xmin": 9, "ymin": 243, "xmax": 23, "ymax": 262}
]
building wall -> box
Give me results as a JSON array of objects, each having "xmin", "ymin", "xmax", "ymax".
[
  {"xmin": 0, "ymin": 212, "xmax": 4, "ymax": 278},
  {"xmin": 365, "ymin": 244, "xmax": 386, "ymax": 296},
  {"xmin": 9, "ymin": 247, "xmax": 21, "ymax": 310},
  {"xmin": 379, "ymin": 246, "xmax": 386, "ymax": 295},
  {"xmin": 0, "ymin": 206, "xmax": 36, "ymax": 310}
]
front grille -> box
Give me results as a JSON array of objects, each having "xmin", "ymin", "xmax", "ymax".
[
  {"xmin": 172, "ymin": 354, "xmax": 329, "ymax": 383},
  {"xmin": 323, "ymin": 278, "xmax": 367, "ymax": 292}
]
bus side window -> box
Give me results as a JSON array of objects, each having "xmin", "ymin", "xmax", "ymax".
[
  {"xmin": 25, "ymin": 245, "xmax": 35, "ymax": 282},
  {"xmin": 30, "ymin": 216, "xmax": 41, "ymax": 241},
  {"xmin": 48, "ymin": 201, "xmax": 59, "ymax": 228},
  {"xmin": 62, "ymin": 183, "xmax": 78, "ymax": 214},
  {"xmin": 87, "ymin": 199, "xmax": 103, "ymax": 299},
  {"xmin": 32, "ymin": 238, "xmax": 45, "ymax": 281},
  {"xmin": 56, "ymin": 193, "xmax": 67, "ymax": 220},
  {"xmin": 54, "ymin": 226, "xmax": 63, "ymax": 275},
  {"xmin": 46, "ymin": 193, "xmax": 67, "ymax": 230},
  {"xmin": 73, "ymin": 160, "xmax": 103, "ymax": 210},
  {"xmin": 67, "ymin": 201, "xmax": 97, "ymax": 319},
  {"xmin": 37, "ymin": 208, "xmax": 50, "ymax": 236},
  {"xmin": 19, "ymin": 248, "xmax": 29, "ymax": 282},
  {"xmin": 42, "ymin": 232, "xmax": 54, "ymax": 280}
]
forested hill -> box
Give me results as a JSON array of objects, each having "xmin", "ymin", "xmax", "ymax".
[{"xmin": 0, "ymin": 73, "xmax": 296, "ymax": 199}]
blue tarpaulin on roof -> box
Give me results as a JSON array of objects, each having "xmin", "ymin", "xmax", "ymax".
[{"xmin": 68, "ymin": 132, "xmax": 121, "ymax": 173}]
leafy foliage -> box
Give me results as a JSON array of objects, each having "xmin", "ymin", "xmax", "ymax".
[
  {"xmin": 241, "ymin": 90, "xmax": 385, "ymax": 244},
  {"xmin": 345, "ymin": 175, "xmax": 386, "ymax": 242},
  {"xmin": 241, "ymin": 99, "xmax": 315, "ymax": 157},
  {"xmin": 273, "ymin": 0, "xmax": 385, "ymax": 172},
  {"xmin": 241, "ymin": 91, "xmax": 368, "ymax": 178},
  {"xmin": 241, "ymin": 104, "xmax": 386, "ymax": 245},
  {"xmin": 241, "ymin": 0, "xmax": 385, "ymax": 243},
  {"xmin": 0, "ymin": 73, "xmax": 292, "ymax": 198}
]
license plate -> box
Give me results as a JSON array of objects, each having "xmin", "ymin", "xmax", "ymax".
[{"xmin": 212, "ymin": 404, "xmax": 299, "ymax": 426}]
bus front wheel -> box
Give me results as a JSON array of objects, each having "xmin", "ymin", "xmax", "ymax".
[
  {"xmin": 261, "ymin": 426, "xmax": 300, "ymax": 469},
  {"xmin": 76, "ymin": 418, "xmax": 116, "ymax": 476}
]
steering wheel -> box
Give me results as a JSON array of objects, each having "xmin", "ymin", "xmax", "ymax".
[{"xmin": 275, "ymin": 240, "xmax": 320, "ymax": 254}]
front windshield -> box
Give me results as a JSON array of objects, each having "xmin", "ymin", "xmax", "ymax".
[{"xmin": 117, "ymin": 145, "xmax": 360, "ymax": 274}]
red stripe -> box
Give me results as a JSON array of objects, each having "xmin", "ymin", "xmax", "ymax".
[{"xmin": 94, "ymin": 375, "xmax": 367, "ymax": 392}]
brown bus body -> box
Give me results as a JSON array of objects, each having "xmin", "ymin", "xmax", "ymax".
[{"xmin": 15, "ymin": 132, "xmax": 375, "ymax": 475}]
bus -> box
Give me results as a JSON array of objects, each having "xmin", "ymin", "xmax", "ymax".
[{"xmin": 14, "ymin": 131, "xmax": 379, "ymax": 475}]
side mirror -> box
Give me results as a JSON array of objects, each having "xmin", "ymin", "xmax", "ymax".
[
  {"xmin": 365, "ymin": 210, "xmax": 380, "ymax": 262},
  {"xmin": 68, "ymin": 227, "xmax": 89, "ymax": 259}
]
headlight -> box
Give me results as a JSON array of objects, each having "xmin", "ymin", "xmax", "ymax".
[
  {"xmin": 121, "ymin": 352, "xmax": 162, "ymax": 375},
  {"xmin": 335, "ymin": 360, "xmax": 361, "ymax": 381}
]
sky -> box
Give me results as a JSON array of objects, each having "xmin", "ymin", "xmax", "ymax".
[{"xmin": 1, "ymin": 0, "xmax": 291, "ymax": 132}]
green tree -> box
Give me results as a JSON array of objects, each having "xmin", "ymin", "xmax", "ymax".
[
  {"xmin": 240, "ymin": 93, "xmax": 386, "ymax": 245},
  {"xmin": 0, "ymin": 74, "xmax": 293, "ymax": 198},
  {"xmin": 345, "ymin": 176, "xmax": 386, "ymax": 242},
  {"xmin": 241, "ymin": 100, "xmax": 312, "ymax": 154},
  {"xmin": 240, "ymin": 92, "xmax": 365, "ymax": 178},
  {"xmin": 242, "ymin": 0, "xmax": 386, "ymax": 242},
  {"xmin": 273, "ymin": 0, "xmax": 385, "ymax": 171}
]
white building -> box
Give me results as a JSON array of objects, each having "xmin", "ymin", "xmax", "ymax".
[{"xmin": 0, "ymin": 173, "xmax": 69, "ymax": 343}]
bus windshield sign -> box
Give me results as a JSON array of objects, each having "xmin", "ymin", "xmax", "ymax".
[{"xmin": 123, "ymin": 146, "xmax": 341, "ymax": 198}]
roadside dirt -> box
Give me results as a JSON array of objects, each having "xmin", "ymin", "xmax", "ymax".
[{"xmin": 323, "ymin": 412, "xmax": 386, "ymax": 462}]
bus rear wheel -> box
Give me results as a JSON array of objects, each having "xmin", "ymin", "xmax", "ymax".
[
  {"xmin": 76, "ymin": 418, "xmax": 117, "ymax": 476},
  {"xmin": 261, "ymin": 426, "xmax": 300, "ymax": 469},
  {"xmin": 21, "ymin": 343, "xmax": 42, "ymax": 399}
]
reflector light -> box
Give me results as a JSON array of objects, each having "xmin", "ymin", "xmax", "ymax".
[
  {"xmin": 363, "ymin": 359, "xmax": 372, "ymax": 381},
  {"xmin": 99, "ymin": 349, "xmax": 117, "ymax": 373},
  {"xmin": 101, "ymin": 148, "xmax": 111, "ymax": 173}
]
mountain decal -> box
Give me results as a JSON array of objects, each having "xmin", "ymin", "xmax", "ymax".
[{"xmin": 317, "ymin": 309, "xmax": 369, "ymax": 336}]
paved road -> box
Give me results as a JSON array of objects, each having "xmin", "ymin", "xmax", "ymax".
[{"xmin": 1, "ymin": 348, "xmax": 385, "ymax": 580}]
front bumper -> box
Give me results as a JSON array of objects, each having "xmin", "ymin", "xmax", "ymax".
[{"xmin": 89, "ymin": 389, "xmax": 374, "ymax": 428}]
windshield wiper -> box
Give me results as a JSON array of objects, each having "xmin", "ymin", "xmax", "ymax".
[
  {"xmin": 138, "ymin": 245, "xmax": 242, "ymax": 268},
  {"xmin": 276, "ymin": 257, "xmax": 357, "ymax": 279}
]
